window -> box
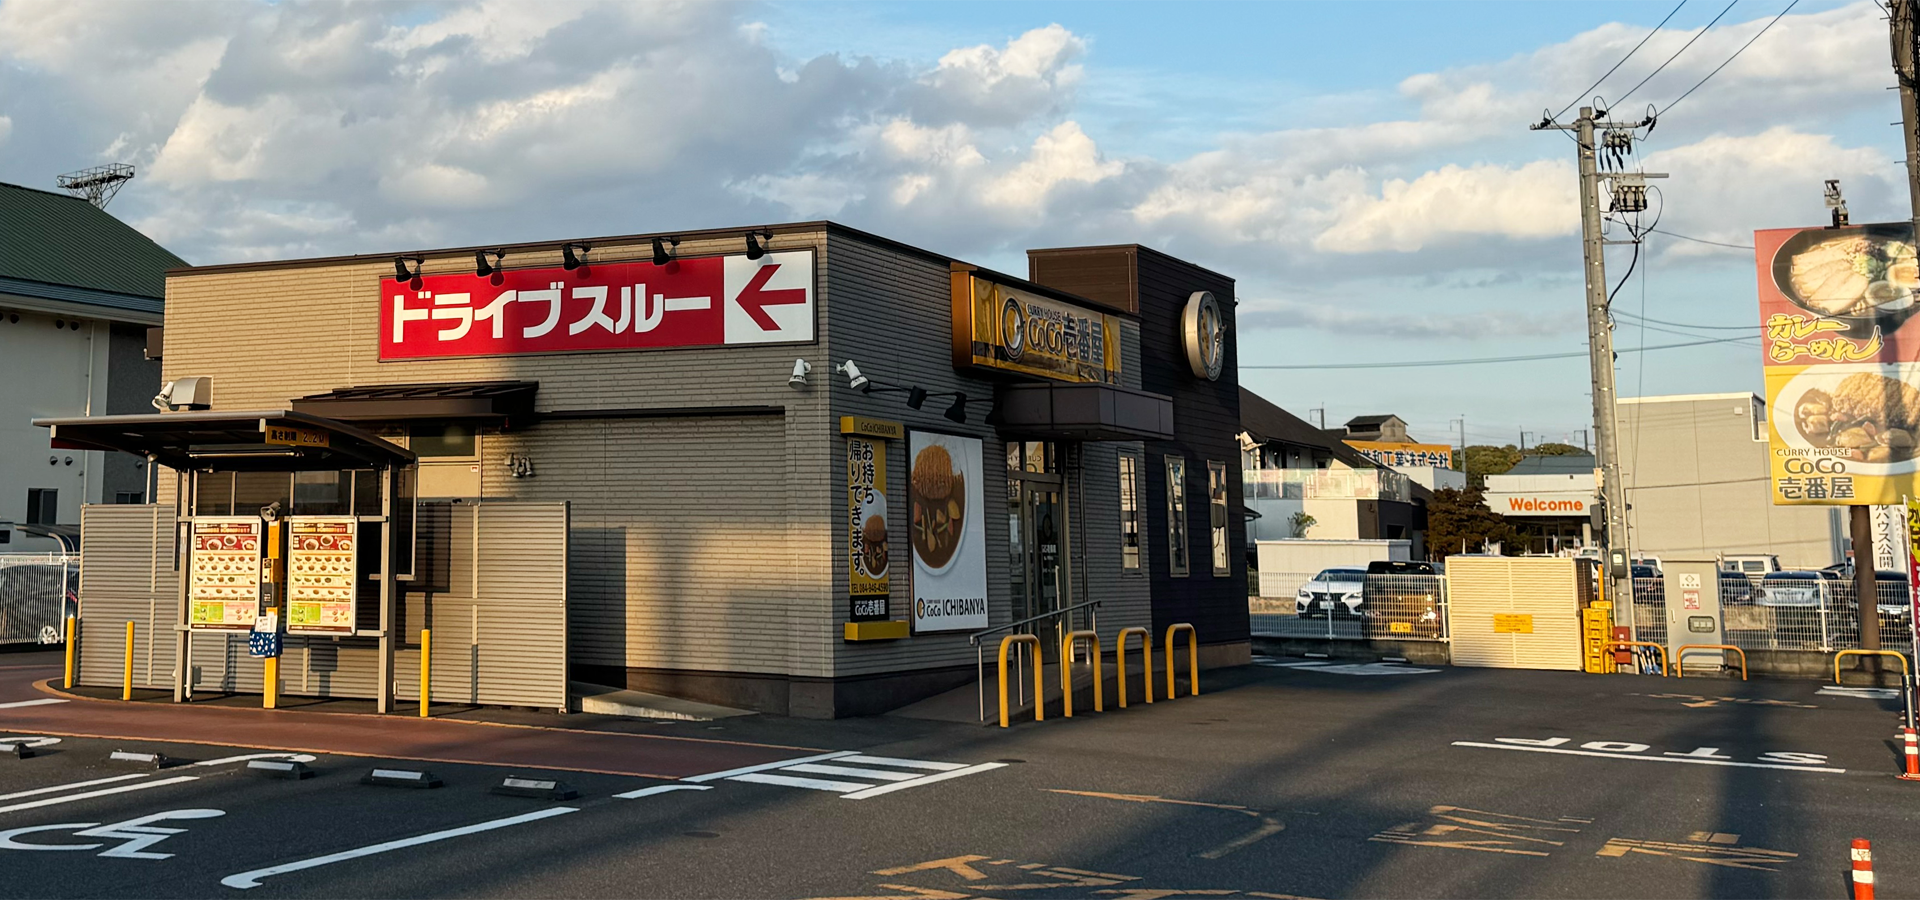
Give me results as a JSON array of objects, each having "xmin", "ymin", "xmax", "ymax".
[
  {"xmin": 1165, "ymin": 457, "xmax": 1188, "ymax": 577},
  {"xmin": 113, "ymin": 492, "xmax": 144, "ymax": 505},
  {"xmin": 26, "ymin": 489, "xmax": 57, "ymax": 526},
  {"xmin": 1119, "ymin": 455, "xmax": 1142, "ymax": 571},
  {"xmin": 1208, "ymin": 461, "xmax": 1229, "ymax": 576},
  {"xmin": 411, "ymin": 423, "xmax": 477, "ymax": 459}
]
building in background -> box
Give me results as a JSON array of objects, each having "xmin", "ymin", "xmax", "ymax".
[
  {"xmin": 1483, "ymin": 453, "xmax": 1598, "ymax": 554},
  {"xmin": 1340, "ymin": 412, "xmax": 1465, "ymax": 493},
  {"xmin": 1617, "ymin": 393, "xmax": 1842, "ymax": 569},
  {"xmin": 0, "ymin": 182, "xmax": 179, "ymax": 551},
  {"xmin": 1479, "ymin": 392, "xmax": 1845, "ymax": 567},
  {"xmin": 1239, "ymin": 389, "xmax": 1428, "ymax": 556}
]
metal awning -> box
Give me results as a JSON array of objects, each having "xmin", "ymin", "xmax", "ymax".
[
  {"xmin": 993, "ymin": 382, "xmax": 1175, "ymax": 441},
  {"xmin": 33, "ymin": 410, "xmax": 415, "ymax": 471},
  {"xmin": 290, "ymin": 381, "xmax": 537, "ymax": 426}
]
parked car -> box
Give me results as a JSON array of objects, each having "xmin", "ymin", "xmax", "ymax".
[
  {"xmin": 1757, "ymin": 570, "xmax": 1836, "ymax": 607},
  {"xmin": 1722, "ymin": 554, "xmax": 1781, "ymax": 576},
  {"xmin": 1363, "ymin": 560, "xmax": 1442, "ymax": 636},
  {"xmin": 1873, "ymin": 570, "xmax": 1912, "ymax": 627},
  {"xmin": 1629, "ymin": 564, "xmax": 1663, "ymax": 606},
  {"xmin": 1719, "ymin": 570, "xmax": 1756, "ymax": 605},
  {"xmin": 1296, "ymin": 567, "xmax": 1366, "ymax": 618}
]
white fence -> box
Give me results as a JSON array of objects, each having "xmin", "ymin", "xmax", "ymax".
[
  {"xmin": 1250, "ymin": 571, "xmax": 1448, "ymax": 641},
  {"xmin": 0, "ymin": 553, "xmax": 77, "ymax": 645}
]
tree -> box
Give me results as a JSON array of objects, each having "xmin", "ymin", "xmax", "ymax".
[
  {"xmin": 1461, "ymin": 444, "xmax": 1522, "ymax": 487},
  {"xmin": 1426, "ymin": 485, "xmax": 1517, "ymax": 559},
  {"xmin": 1529, "ymin": 441, "xmax": 1584, "ymax": 457},
  {"xmin": 1288, "ymin": 511, "xmax": 1316, "ymax": 538}
]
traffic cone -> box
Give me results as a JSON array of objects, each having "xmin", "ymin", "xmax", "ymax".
[
  {"xmin": 1852, "ymin": 838, "xmax": 1875, "ymax": 900},
  {"xmin": 1901, "ymin": 728, "xmax": 1920, "ymax": 782}
]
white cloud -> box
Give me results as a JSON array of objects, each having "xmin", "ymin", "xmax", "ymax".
[
  {"xmin": 1315, "ymin": 160, "xmax": 1577, "ymax": 253},
  {"xmin": 0, "ymin": 0, "xmax": 1897, "ymax": 345}
]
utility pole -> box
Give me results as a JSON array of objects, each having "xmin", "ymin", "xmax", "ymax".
[
  {"xmin": 1576, "ymin": 429, "xmax": 1590, "ymax": 453},
  {"xmin": 1520, "ymin": 431, "xmax": 1532, "ymax": 452},
  {"xmin": 1869, "ymin": 0, "xmax": 1920, "ymax": 659},
  {"xmin": 1532, "ymin": 106, "xmax": 1661, "ymax": 628},
  {"xmin": 1452, "ymin": 416, "xmax": 1467, "ymax": 479}
]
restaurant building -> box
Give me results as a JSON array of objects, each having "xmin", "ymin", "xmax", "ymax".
[{"xmin": 45, "ymin": 223, "xmax": 1250, "ymax": 718}]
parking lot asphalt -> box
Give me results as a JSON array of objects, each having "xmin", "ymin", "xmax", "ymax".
[{"xmin": 3, "ymin": 647, "xmax": 1918, "ymax": 899}]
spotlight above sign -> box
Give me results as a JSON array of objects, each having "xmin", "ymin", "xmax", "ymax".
[{"xmin": 381, "ymin": 250, "xmax": 814, "ymax": 360}]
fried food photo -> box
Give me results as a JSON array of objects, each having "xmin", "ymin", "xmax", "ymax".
[
  {"xmin": 1794, "ymin": 371, "xmax": 1920, "ymax": 463},
  {"xmin": 910, "ymin": 444, "xmax": 965, "ymax": 568}
]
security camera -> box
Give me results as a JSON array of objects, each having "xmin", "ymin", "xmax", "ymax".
[
  {"xmin": 837, "ymin": 360, "xmax": 868, "ymax": 391},
  {"xmin": 788, "ymin": 359, "xmax": 812, "ymax": 389},
  {"xmin": 151, "ymin": 380, "xmax": 176, "ymax": 412}
]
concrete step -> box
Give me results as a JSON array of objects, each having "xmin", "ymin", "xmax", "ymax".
[{"xmin": 566, "ymin": 681, "xmax": 755, "ymax": 722}]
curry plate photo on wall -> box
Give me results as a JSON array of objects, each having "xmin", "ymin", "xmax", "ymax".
[{"xmin": 908, "ymin": 432, "xmax": 988, "ymax": 632}]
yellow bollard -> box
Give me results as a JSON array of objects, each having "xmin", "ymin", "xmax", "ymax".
[
  {"xmin": 1164, "ymin": 623, "xmax": 1198, "ymax": 699},
  {"xmin": 1060, "ymin": 630, "xmax": 1103, "ymax": 716},
  {"xmin": 419, "ymin": 628, "xmax": 431, "ymax": 718},
  {"xmin": 62, "ymin": 616, "xmax": 76, "ymax": 689},
  {"xmin": 122, "ymin": 621, "xmax": 134, "ymax": 701},
  {"xmin": 1115, "ymin": 627, "xmax": 1152, "ymax": 708},
  {"xmin": 263, "ymin": 655, "xmax": 279, "ymax": 709}
]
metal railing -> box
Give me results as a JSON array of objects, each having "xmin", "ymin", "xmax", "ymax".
[
  {"xmin": 1243, "ymin": 468, "xmax": 1411, "ymax": 503},
  {"xmin": 1635, "ymin": 575, "xmax": 1917, "ymax": 654},
  {"xmin": 971, "ymin": 599, "xmax": 1101, "ymax": 723},
  {"xmin": 1250, "ymin": 572, "xmax": 1447, "ymax": 641},
  {"xmin": 0, "ymin": 553, "xmax": 78, "ymax": 646}
]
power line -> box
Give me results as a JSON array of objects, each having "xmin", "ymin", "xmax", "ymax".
[
  {"xmin": 1612, "ymin": 0, "xmax": 1740, "ymax": 107},
  {"xmin": 1658, "ymin": 0, "xmax": 1800, "ymax": 116},
  {"xmin": 1614, "ymin": 310, "xmax": 1760, "ymax": 331},
  {"xmin": 1645, "ymin": 227, "xmax": 1754, "ymax": 249},
  {"xmin": 1553, "ymin": 0, "xmax": 1692, "ymax": 121},
  {"xmin": 1241, "ymin": 336, "xmax": 1754, "ymax": 370}
]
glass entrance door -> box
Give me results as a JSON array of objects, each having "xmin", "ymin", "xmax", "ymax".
[{"xmin": 1006, "ymin": 440, "xmax": 1071, "ymax": 646}]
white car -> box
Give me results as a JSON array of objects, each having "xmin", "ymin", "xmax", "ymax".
[{"xmin": 1297, "ymin": 567, "xmax": 1367, "ymax": 618}]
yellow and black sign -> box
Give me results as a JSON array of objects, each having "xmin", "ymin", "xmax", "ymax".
[
  {"xmin": 951, "ymin": 267, "xmax": 1119, "ymax": 384},
  {"xmin": 1493, "ymin": 613, "xmax": 1535, "ymax": 634},
  {"xmin": 839, "ymin": 416, "xmax": 903, "ymax": 440},
  {"xmin": 265, "ymin": 424, "xmax": 329, "ymax": 448},
  {"xmin": 848, "ymin": 436, "xmax": 891, "ymax": 619}
]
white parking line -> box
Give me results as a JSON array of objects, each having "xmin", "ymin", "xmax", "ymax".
[
  {"xmin": 781, "ymin": 763, "xmax": 920, "ymax": 782},
  {"xmin": 681, "ymin": 751, "xmax": 859, "ymax": 783},
  {"xmin": 841, "ymin": 762, "xmax": 1008, "ymax": 800},
  {"xmin": 0, "ymin": 777, "xmax": 200, "ymax": 815},
  {"xmin": 612, "ymin": 784, "xmax": 712, "ymax": 800},
  {"xmin": 728, "ymin": 773, "xmax": 871, "ymax": 792},
  {"xmin": 0, "ymin": 699, "xmax": 66, "ymax": 709},
  {"xmin": 221, "ymin": 807, "xmax": 578, "ymax": 890},
  {"xmin": 1451, "ymin": 742, "xmax": 1846, "ymax": 773},
  {"xmin": 836, "ymin": 755, "xmax": 966, "ymax": 771},
  {"xmin": 0, "ymin": 773, "xmax": 150, "ymax": 802}
]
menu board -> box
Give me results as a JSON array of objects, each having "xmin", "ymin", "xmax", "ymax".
[
  {"xmin": 188, "ymin": 517, "xmax": 263, "ymax": 631},
  {"xmin": 287, "ymin": 517, "xmax": 358, "ymax": 636}
]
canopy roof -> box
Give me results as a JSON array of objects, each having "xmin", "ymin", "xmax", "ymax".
[{"xmin": 34, "ymin": 410, "xmax": 414, "ymax": 472}]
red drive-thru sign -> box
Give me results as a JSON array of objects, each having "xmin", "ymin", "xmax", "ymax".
[{"xmin": 381, "ymin": 250, "xmax": 813, "ymax": 359}]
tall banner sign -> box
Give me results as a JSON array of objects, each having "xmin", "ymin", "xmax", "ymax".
[
  {"xmin": 188, "ymin": 517, "xmax": 263, "ymax": 631},
  {"xmin": 1759, "ymin": 223, "xmax": 1920, "ymax": 505},
  {"xmin": 1907, "ymin": 498, "xmax": 1920, "ymax": 651},
  {"xmin": 846, "ymin": 434, "xmax": 891, "ymax": 621},
  {"xmin": 951, "ymin": 268, "xmax": 1119, "ymax": 384},
  {"xmin": 381, "ymin": 250, "xmax": 814, "ymax": 359},
  {"xmin": 908, "ymin": 432, "xmax": 988, "ymax": 633}
]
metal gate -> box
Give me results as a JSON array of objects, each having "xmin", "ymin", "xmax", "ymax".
[{"xmin": 1445, "ymin": 556, "xmax": 1585, "ymax": 670}]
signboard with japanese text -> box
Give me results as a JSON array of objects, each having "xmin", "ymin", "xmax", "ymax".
[
  {"xmin": 908, "ymin": 431, "xmax": 988, "ymax": 633},
  {"xmin": 286, "ymin": 517, "xmax": 358, "ymax": 636},
  {"xmin": 847, "ymin": 436, "xmax": 891, "ymax": 621},
  {"xmin": 188, "ymin": 517, "xmax": 262, "ymax": 631},
  {"xmin": 1344, "ymin": 440, "xmax": 1454, "ymax": 469},
  {"xmin": 1905, "ymin": 497, "xmax": 1920, "ymax": 650},
  {"xmin": 951, "ymin": 269, "xmax": 1119, "ymax": 384},
  {"xmin": 381, "ymin": 250, "xmax": 814, "ymax": 359},
  {"xmin": 1759, "ymin": 223, "xmax": 1920, "ymax": 505}
]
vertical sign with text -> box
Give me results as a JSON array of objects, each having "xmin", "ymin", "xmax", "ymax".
[{"xmin": 847, "ymin": 436, "xmax": 891, "ymax": 621}]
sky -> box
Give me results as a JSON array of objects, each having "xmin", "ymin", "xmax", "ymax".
[{"xmin": 0, "ymin": 0, "xmax": 1902, "ymax": 449}]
